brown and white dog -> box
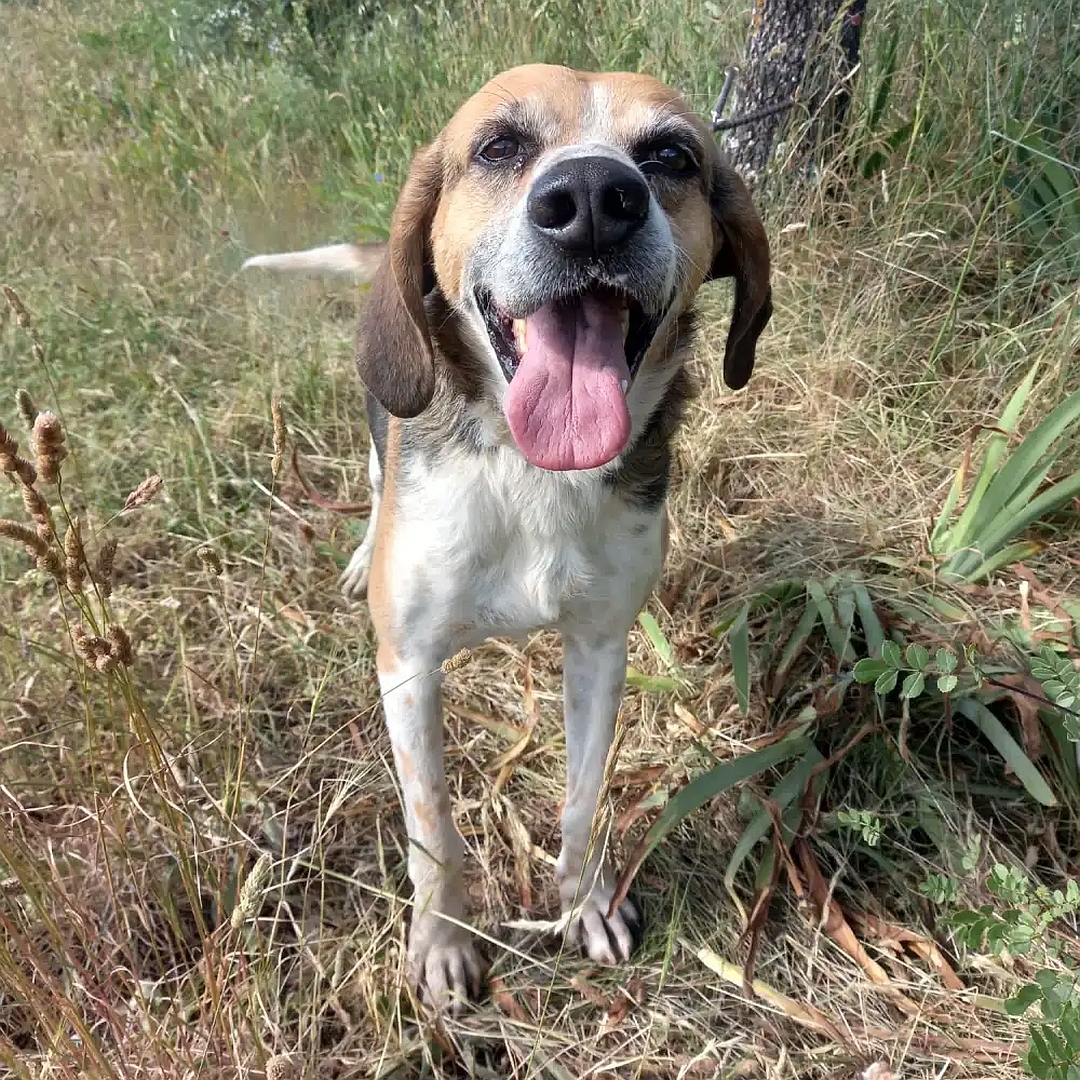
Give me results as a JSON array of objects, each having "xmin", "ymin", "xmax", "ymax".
[{"xmin": 245, "ymin": 63, "xmax": 771, "ymax": 1012}]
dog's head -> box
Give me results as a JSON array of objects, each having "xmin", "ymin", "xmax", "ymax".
[{"xmin": 357, "ymin": 63, "xmax": 772, "ymax": 472}]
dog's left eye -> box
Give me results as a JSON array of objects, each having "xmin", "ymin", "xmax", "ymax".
[
  {"xmin": 479, "ymin": 135, "xmax": 523, "ymax": 163},
  {"xmin": 639, "ymin": 142, "xmax": 697, "ymax": 176}
]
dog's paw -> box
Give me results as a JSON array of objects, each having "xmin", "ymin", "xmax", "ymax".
[
  {"xmin": 407, "ymin": 922, "xmax": 485, "ymax": 1015},
  {"xmin": 339, "ymin": 542, "xmax": 372, "ymax": 601},
  {"xmin": 569, "ymin": 895, "xmax": 642, "ymax": 965}
]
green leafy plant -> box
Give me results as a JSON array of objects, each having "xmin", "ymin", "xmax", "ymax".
[
  {"xmin": 949, "ymin": 866, "xmax": 1080, "ymax": 954},
  {"xmin": 1031, "ymin": 645, "xmax": 1080, "ymax": 739},
  {"xmin": 856, "ymin": 22, "xmax": 917, "ymax": 178},
  {"xmin": 929, "ymin": 364, "xmax": 1080, "ymax": 584},
  {"xmin": 1001, "ymin": 123, "xmax": 1080, "ymax": 280},
  {"xmin": 853, "ymin": 641, "xmax": 960, "ymax": 698},
  {"xmin": 947, "ymin": 871, "xmax": 1080, "ymax": 1079},
  {"xmin": 836, "ymin": 808, "xmax": 883, "ymax": 847},
  {"xmin": 1009, "ymin": 970, "xmax": 1080, "ymax": 1080}
]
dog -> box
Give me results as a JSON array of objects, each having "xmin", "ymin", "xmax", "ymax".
[{"xmin": 244, "ymin": 62, "xmax": 772, "ymax": 1012}]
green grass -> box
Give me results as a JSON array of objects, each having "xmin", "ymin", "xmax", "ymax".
[{"xmin": 2, "ymin": 0, "xmax": 1080, "ymax": 1077}]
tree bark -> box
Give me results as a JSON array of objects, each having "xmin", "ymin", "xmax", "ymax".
[{"xmin": 722, "ymin": 0, "xmax": 867, "ymax": 187}]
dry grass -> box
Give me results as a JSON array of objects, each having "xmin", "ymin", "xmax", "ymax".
[{"xmin": 2, "ymin": 0, "xmax": 1080, "ymax": 1077}]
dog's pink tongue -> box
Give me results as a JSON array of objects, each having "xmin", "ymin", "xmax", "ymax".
[{"xmin": 504, "ymin": 294, "xmax": 631, "ymax": 471}]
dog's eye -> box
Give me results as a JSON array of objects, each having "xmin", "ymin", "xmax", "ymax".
[
  {"xmin": 479, "ymin": 135, "xmax": 522, "ymax": 164},
  {"xmin": 640, "ymin": 142, "xmax": 697, "ymax": 176}
]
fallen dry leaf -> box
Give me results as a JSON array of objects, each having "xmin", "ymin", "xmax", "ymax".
[
  {"xmin": 795, "ymin": 839, "xmax": 920, "ymax": 1015},
  {"xmin": 600, "ymin": 993, "xmax": 630, "ymax": 1032},
  {"xmin": 673, "ymin": 701, "xmax": 706, "ymax": 735},
  {"xmin": 614, "ymin": 785, "xmax": 668, "ymax": 839},
  {"xmin": 851, "ymin": 912, "xmax": 964, "ymax": 991},
  {"xmin": 570, "ymin": 972, "xmax": 610, "ymax": 1009},
  {"xmin": 610, "ymin": 764, "xmax": 667, "ymax": 790},
  {"xmin": 490, "ymin": 976, "xmax": 530, "ymax": 1022}
]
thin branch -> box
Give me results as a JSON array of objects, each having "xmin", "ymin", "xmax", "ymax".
[
  {"xmin": 711, "ymin": 65, "xmax": 739, "ymax": 128},
  {"xmin": 712, "ymin": 98, "xmax": 797, "ymax": 133}
]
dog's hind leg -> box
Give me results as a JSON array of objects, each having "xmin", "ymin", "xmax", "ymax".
[{"xmin": 340, "ymin": 440, "xmax": 382, "ymax": 600}]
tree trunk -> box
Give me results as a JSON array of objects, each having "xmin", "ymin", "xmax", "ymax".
[{"xmin": 721, "ymin": 0, "xmax": 867, "ymax": 187}]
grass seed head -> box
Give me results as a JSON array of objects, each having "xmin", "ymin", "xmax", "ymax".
[
  {"xmin": 0, "ymin": 518, "xmax": 48, "ymax": 559},
  {"xmin": 271, "ymin": 397, "xmax": 287, "ymax": 480},
  {"xmin": 0, "ymin": 421, "xmax": 37, "ymax": 487},
  {"xmin": 232, "ymin": 852, "xmax": 273, "ymax": 930},
  {"xmin": 94, "ymin": 651, "xmax": 118, "ymax": 673},
  {"xmin": 63, "ymin": 519, "xmax": 86, "ymax": 592},
  {"xmin": 196, "ymin": 543, "xmax": 223, "ymax": 576},
  {"xmin": 94, "ymin": 537, "xmax": 118, "ymax": 598},
  {"xmin": 123, "ymin": 473, "xmax": 163, "ymax": 512},
  {"xmin": 20, "ymin": 484, "xmax": 52, "ymax": 534},
  {"xmin": 72, "ymin": 625, "xmax": 114, "ymax": 671},
  {"xmin": 37, "ymin": 549, "xmax": 62, "ymax": 579},
  {"xmin": 265, "ymin": 1053, "xmax": 299, "ymax": 1080},
  {"xmin": 1, "ymin": 283, "xmax": 31, "ymax": 329},
  {"xmin": 15, "ymin": 389, "xmax": 36, "ymax": 430},
  {"xmin": 441, "ymin": 647, "xmax": 473, "ymax": 673},
  {"xmin": 32, "ymin": 411, "xmax": 67, "ymax": 484},
  {"xmin": 107, "ymin": 625, "xmax": 134, "ymax": 666}
]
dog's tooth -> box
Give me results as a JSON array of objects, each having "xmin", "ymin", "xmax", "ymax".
[
  {"xmin": 619, "ymin": 308, "xmax": 631, "ymax": 336},
  {"xmin": 513, "ymin": 318, "xmax": 527, "ymax": 355},
  {"xmin": 621, "ymin": 379, "xmax": 629, "ymax": 395}
]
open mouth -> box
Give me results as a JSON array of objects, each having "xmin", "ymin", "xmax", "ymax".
[
  {"xmin": 476, "ymin": 286, "xmax": 661, "ymax": 385},
  {"xmin": 475, "ymin": 285, "xmax": 668, "ymax": 473}
]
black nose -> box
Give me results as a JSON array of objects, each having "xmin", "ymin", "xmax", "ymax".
[{"xmin": 527, "ymin": 156, "xmax": 650, "ymax": 257}]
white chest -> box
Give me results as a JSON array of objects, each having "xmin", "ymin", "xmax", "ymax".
[{"xmin": 391, "ymin": 448, "xmax": 661, "ymax": 644}]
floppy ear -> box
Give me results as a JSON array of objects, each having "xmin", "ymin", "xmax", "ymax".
[
  {"xmin": 354, "ymin": 142, "xmax": 443, "ymax": 418},
  {"xmin": 706, "ymin": 159, "xmax": 773, "ymax": 391}
]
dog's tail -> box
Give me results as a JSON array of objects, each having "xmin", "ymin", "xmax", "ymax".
[{"xmin": 242, "ymin": 242, "xmax": 386, "ymax": 283}]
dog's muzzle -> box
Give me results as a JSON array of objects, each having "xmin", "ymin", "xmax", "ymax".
[{"xmin": 475, "ymin": 155, "xmax": 675, "ymax": 474}]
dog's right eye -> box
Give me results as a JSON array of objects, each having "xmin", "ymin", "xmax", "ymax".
[{"xmin": 478, "ymin": 135, "xmax": 522, "ymax": 164}]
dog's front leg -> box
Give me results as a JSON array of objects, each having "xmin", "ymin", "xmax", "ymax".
[
  {"xmin": 380, "ymin": 654, "xmax": 483, "ymax": 1012},
  {"xmin": 556, "ymin": 630, "xmax": 641, "ymax": 964}
]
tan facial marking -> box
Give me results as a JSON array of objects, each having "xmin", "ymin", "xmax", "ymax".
[{"xmin": 428, "ymin": 64, "xmax": 722, "ymax": 310}]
